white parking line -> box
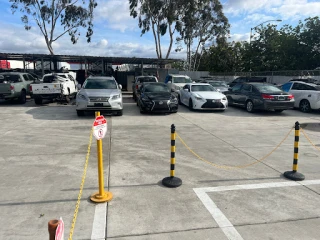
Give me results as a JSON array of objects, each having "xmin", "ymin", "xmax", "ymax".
[
  {"xmin": 194, "ymin": 180, "xmax": 320, "ymax": 240},
  {"xmin": 91, "ymin": 202, "xmax": 107, "ymax": 240}
]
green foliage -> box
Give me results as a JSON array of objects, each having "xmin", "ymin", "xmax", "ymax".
[
  {"xmin": 129, "ymin": 0, "xmax": 229, "ymax": 62},
  {"xmin": 10, "ymin": 0, "xmax": 98, "ymax": 54},
  {"xmin": 199, "ymin": 17, "xmax": 320, "ymax": 72}
]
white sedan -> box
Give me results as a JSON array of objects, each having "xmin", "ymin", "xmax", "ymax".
[{"xmin": 178, "ymin": 83, "xmax": 228, "ymax": 111}]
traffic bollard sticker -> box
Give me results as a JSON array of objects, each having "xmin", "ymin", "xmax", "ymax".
[{"xmin": 93, "ymin": 115, "xmax": 107, "ymax": 140}]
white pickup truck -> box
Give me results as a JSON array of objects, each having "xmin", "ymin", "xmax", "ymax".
[{"xmin": 30, "ymin": 73, "xmax": 77, "ymax": 104}]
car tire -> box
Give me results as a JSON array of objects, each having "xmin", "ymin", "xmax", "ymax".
[
  {"xmin": 117, "ymin": 110, "xmax": 123, "ymax": 116},
  {"xmin": 77, "ymin": 110, "xmax": 85, "ymax": 116},
  {"xmin": 34, "ymin": 97, "xmax": 42, "ymax": 105},
  {"xmin": 299, "ymin": 100, "xmax": 311, "ymax": 113},
  {"xmin": 133, "ymin": 93, "xmax": 136, "ymax": 101},
  {"xmin": 246, "ymin": 100, "xmax": 254, "ymax": 113},
  {"xmin": 178, "ymin": 95, "xmax": 182, "ymax": 105},
  {"xmin": 189, "ymin": 99, "xmax": 194, "ymax": 111},
  {"xmin": 19, "ymin": 90, "xmax": 26, "ymax": 104},
  {"xmin": 275, "ymin": 109, "xmax": 284, "ymax": 113}
]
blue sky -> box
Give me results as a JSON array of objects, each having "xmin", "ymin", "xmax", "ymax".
[{"xmin": 0, "ymin": 0, "xmax": 319, "ymax": 60}]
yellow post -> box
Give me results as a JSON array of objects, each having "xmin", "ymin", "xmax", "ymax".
[{"xmin": 90, "ymin": 111, "xmax": 113, "ymax": 203}]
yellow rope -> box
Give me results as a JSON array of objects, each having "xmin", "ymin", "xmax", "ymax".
[
  {"xmin": 68, "ymin": 128, "xmax": 93, "ymax": 240},
  {"xmin": 176, "ymin": 128, "xmax": 293, "ymax": 170},
  {"xmin": 301, "ymin": 128, "xmax": 320, "ymax": 152}
]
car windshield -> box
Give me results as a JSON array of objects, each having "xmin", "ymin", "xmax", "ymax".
[
  {"xmin": 255, "ymin": 85, "xmax": 282, "ymax": 93},
  {"xmin": 83, "ymin": 79, "xmax": 117, "ymax": 89},
  {"xmin": 209, "ymin": 81, "xmax": 228, "ymax": 87},
  {"xmin": 137, "ymin": 77, "xmax": 157, "ymax": 83},
  {"xmin": 173, "ymin": 76, "xmax": 192, "ymax": 83},
  {"xmin": 0, "ymin": 74, "xmax": 19, "ymax": 83},
  {"xmin": 191, "ymin": 85, "xmax": 215, "ymax": 92},
  {"xmin": 144, "ymin": 84, "xmax": 170, "ymax": 92}
]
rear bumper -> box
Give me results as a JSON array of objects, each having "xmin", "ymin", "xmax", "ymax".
[
  {"xmin": 33, "ymin": 93, "xmax": 61, "ymax": 99},
  {"xmin": 262, "ymin": 101, "xmax": 295, "ymax": 110},
  {"xmin": 0, "ymin": 92, "xmax": 20, "ymax": 99}
]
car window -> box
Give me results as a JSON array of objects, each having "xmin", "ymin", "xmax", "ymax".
[
  {"xmin": 173, "ymin": 76, "xmax": 192, "ymax": 84},
  {"xmin": 0, "ymin": 74, "xmax": 20, "ymax": 83},
  {"xmin": 255, "ymin": 84, "xmax": 282, "ymax": 93},
  {"xmin": 23, "ymin": 74, "xmax": 29, "ymax": 81},
  {"xmin": 137, "ymin": 77, "xmax": 157, "ymax": 83},
  {"xmin": 27, "ymin": 74, "xmax": 36, "ymax": 81},
  {"xmin": 83, "ymin": 79, "xmax": 117, "ymax": 89},
  {"xmin": 232, "ymin": 84, "xmax": 242, "ymax": 91},
  {"xmin": 209, "ymin": 81, "xmax": 228, "ymax": 87},
  {"xmin": 144, "ymin": 84, "xmax": 170, "ymax": 92},
  {"xmin": 281, "ymin": 82, "xmax": 293, "ymax": 92},
  {"xmin": 291, "ymin": 83, "xmax": 302, "ymax": 90},
  {"xmin": 191, "ymin": 85, "xmax": 215, "ymax": 92},
  {"xmin": 241, "ymin": 84, "xmax": 252, "ymax": 92},
  {"xmin": 300, "ymin": 84, "xmax": 318, "ymax": 91}
]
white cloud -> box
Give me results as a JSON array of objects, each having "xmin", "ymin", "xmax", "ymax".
[
  {"xmin": 95, "ymin": 0, "xmax": 137, "ymax": 32},
  {"xmin": 224, "ymin": 0, "xmax": 282, "ymax": 15},
  {"xmin": 0, "ymin": 22, "xmax": 183, "ymax": 59}
]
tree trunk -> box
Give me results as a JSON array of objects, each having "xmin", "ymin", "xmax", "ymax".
[
  {"xmin": 165, "ymin": 23, "xmax": 174, "ymax": 59},
  {"xmin": 151, "ymin": 21, "xmax": 160, "ymax": 59},
  {"xmin": 45, "ymin": 37, "xmax": 54, "ymax": 55}
]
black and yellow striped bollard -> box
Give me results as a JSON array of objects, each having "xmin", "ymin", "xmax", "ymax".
[
  {"xmin": 162, "ymin": 124, "xmax": 182, "ymax": 188},
  {"xmin": 284, "ymin": 121, "xmax": 305, "ymax": 181}
]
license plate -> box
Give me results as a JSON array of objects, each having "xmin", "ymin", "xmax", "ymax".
[
  {"xmin": 278, "ymin": 96, "xmax": 285, "ymax": 100},
  {"xmin": 94, "ymin": 103, "xmax": 103, "ymax": 107},
  {"xmin": 212, "ymin": 99, "xmax": 220, "ymax": 102}
]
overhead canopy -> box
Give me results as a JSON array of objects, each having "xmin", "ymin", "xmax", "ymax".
[{"xmin": 0, "ymin": 52, "xmax": 180, "ymax": 65}]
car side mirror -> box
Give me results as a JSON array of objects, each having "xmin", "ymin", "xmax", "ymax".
[
  {"xmin": 77, "ymin": 83, "xmax": 82, "ymax": 90},
  {"xmin": 118, "ymin": 84, "xmax": 122, "ymax": 90}
]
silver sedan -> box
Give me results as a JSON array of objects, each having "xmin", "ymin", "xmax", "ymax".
[{"xmin": 76, "ymin": 76, "xmax": 123, "ymax": 116}]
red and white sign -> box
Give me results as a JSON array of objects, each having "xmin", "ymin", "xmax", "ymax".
[
  {"xmin": 55, "ymin": 218, "xmax": 64, "ymax": 240},
  {"xmin": 93, "ymin": 115, "xmax": 107, "ymax": 140}
]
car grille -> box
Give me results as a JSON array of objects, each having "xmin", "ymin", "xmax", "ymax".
[
  {"xmin": 89, "ymin": 97, "xmax": 109, "ymax": 102},
  {"xmin": 153, "ymin": 100, "xmax": 169, "ymax": 110},
  {"xmin": 202, "ymin": 99, "xmax": 224, "ymax": 109}
]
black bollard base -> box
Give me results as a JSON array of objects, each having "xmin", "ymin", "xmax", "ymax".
[
  {"xmin": 162, "ymin": 176, "xmax": 182, "ymax": 188},
  {"xmin": 283, "ymin": 171, "xmax": 305, "ymax": 181}
]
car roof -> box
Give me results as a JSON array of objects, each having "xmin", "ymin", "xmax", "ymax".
[
  {"xmin": 0, "ymin": 72, "xmax": 21, "ymax": 75},
  {"xmin": 87, "ymin": 76, "xmax": 115, "ymax": 80},
  {"xmin": 136, "ymin": 75, "xmax": 157, "ymax": 78},
  {"xmin": 142, "ymin": 82, "xmax": 165, "ymax": 85},
  {"xmin": 288, "ymin": 81, "xmax": 317, "ymax": 86},
  {"xmin": 168, "ymin": 74, "xmax": 190, "ymax": 77},
  {"xmin": 186, "ymin": 83, "xmax": 211, "ymax": 86}
]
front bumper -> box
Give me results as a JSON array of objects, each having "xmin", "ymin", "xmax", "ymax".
[
  {"xmin": 76, "ymin": 98, "xmax": 123, "ymax": 111},
  {"xmin": 141, "ymin": 100, "xmax": 178, "ymax": 113},
  {"xmin": 194, "ymin": 99, "xmax": 228, "ymax": 110}
]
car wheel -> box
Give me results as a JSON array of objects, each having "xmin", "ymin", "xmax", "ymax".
[
  {"xmin": 275, "ymin": 109, "xmax": 284, "ymax": 113},
  {"xmin": 246, "ymin": 100, "xmax": 254, "ymax": 113},
  {"xmin": 178, "ymin": 95, "xmax": 182, "ymax": 105},
  {"xmin": 133, "ymin": 93, "xmax": 136, "ymax": 101},
  {"xmin": 117, "ymin": 110, "xmax": 123, "ymax": 116},
  {"xmin": 77, "ymin": 110, "xmax": 85, "ymax": 116},
  {"xmin": 189, "ymin": 99, "xmax": 194, "ymax": 111},
  {"xmin": 299, "ymin": 100, "xmax": 311, "ymax": 113},
  {"xmin": 34, "ymin": 97, "xmax": 42, "ymax": 105},
  {"xmin": 19, "ymin": 90, "xmax": 26, "ymax": 104}
]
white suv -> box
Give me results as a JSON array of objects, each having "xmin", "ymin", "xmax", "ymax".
[{"xmin": 76, "ymin": 76, "xmax": 123, "ymax": 116}]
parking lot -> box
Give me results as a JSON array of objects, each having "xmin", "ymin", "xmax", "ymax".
[{"xmin": 1, "ymin": 95, "xmax": 320, "ymax": 240}]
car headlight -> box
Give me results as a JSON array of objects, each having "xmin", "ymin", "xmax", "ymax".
[
  {"xmin": 195, "ymin": 96, "xmax": 205, "ymax": 101},
  {"xmin": 111, "ymin": 94, "xmax": 120, "ymax": 100},
  {"xmin": 222, "ymin": 97, "xmax": 227, "ymax": 101},
  {"xmin": 77, "ymin": 93, "xmax": 87, "ymax": 100},
  {"xmin": 142, "ymin": 97, "xmax": 152, "ymax": 102}
]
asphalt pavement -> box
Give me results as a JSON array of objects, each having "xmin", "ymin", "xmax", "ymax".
[{"xmin": 0, "ymin": 96, "xmax": 320, "ymax": 240}]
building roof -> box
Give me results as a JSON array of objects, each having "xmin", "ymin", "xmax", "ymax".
[{"xmin": 0, "ymin": 52, "xmax": 180, "ymax": 65}]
